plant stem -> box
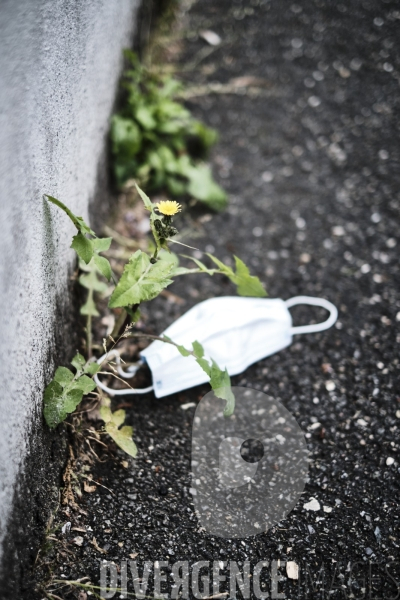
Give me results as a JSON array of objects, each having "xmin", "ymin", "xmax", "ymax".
[
  {"xmin": 86, "ymin": 288, "xmax": 94, "ymax": 358},
  {"xmin": 110, "ymin": 308, "xmax": 128, "ymax": 341},
  {"xmin": 87, "ymin": 314, "xmax": 92, "ymax": 358}
]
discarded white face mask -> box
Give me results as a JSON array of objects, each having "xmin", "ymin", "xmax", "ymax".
[{"xmin": 95, "ymin": 295, "xmax": 337, "ymax": 398}]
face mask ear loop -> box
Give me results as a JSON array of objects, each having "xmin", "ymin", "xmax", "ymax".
[
  {"xmin": 285, "ymin": 296, "xmax": 338, "ymax": 335},
  {"xmin": 93, "ymin": 349, "xmax": 154, "ymax": 396}
]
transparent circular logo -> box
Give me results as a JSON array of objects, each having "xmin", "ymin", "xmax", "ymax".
[{"xmin": 191, "ymin": 387, "xmax": 309, "ymax": 538}]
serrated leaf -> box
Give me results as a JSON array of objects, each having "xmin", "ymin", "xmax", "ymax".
[
  {"xmin": 207, "ymin": 253, "xmax": 267, "ymax": 298},
  {"xmin": 93, "ymin": 254, "xmax": 112, "ymax": 281},
  {"xmin": 196, "ymin": 356, "xmax": 212, "ymax": 377},
  {"xmin": 84, "ymin": 362, "xmax": 101, "ymax": 375},
  {"xmin": 177, "ymin": 344, "xmax": 191, "ymax": 357},
  {"xmin": 72, "ymin": 375, "xmax": 96, "ymax": 394},
  {"xmin": 192, "ymin": 340, "xmax": 204, "ymax": 358},
  {"xmin": 71, "ymin": 353, "xmax": 86, "ymax": 373},
  {"xmin": 91, "ymin": 237, "xmax": 112, "ymax": 253},
  {"xmin": 54, "ymin": 367, "xmax": 74, "ymax": 387},
  {"xmin": 233, "ymin": 256, "xmax": 267, "ymax": 298},
  {"xmin": 213, "ymin": 370, "xmax": 235, "ymax": 417},
  {"xmin": 71, "ymin": 233, "xmax": 93, "ymax": 264},
  {"xmin": 105, "ymin": 423, "xmax": 137, "ymax": 458},
  {"xmin": 108, "ymin": 250, "xmax": 174, "ymax": 308},
  {"xmin": 207, "ymin": 253, "xmax": 232, "ymax": 275}
]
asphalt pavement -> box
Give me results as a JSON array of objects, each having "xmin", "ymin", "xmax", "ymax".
[{"xmin": 39, "ymin": 1, "xmax": 400, "ymax": 598}]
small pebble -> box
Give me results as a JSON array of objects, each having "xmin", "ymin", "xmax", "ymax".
[
  {"xmin": 304, "ymin": 498, "xmax": 320, "ymax": 511},
  {"xmin": 73, "ymin": 536, "xmax": 84, "ymax": 547},
  {"xmin": 308, "ymin": 95, "xmax": 321, "ymax": 107},
  {"xmin": 199, "ymin": 30, "xmax": 221, "ymax": 46},
  {"xmin": 261, "ymin": 171, "xmax": 274, "ymax": 182},
  {"xmin": 332, "ymin": 225, "xmax": 345, "ymax": 236},
  {"xmin": 300, "ymin": 252, "xmax": 311, "ymax": 263},
  {"xmin": 286, "ymin": 561, "xmax": 299, "ymax": 579},
  {"xmin": 378, "ymin": 149, "xmax": 389, "ymax": 160}
]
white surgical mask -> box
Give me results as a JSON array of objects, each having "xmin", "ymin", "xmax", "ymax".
[{"xmin": 95, "ymin": 295, "xmax": 337, "ymax": 398}]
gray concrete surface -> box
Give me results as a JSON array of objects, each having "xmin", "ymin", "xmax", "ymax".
[{"xmin": 0, "ymin": 0, "xmax": 140, "ymax": 580}]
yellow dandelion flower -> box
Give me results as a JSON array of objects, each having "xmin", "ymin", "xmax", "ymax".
[{"xmin": 156, "ymin": 200, "xmax": 182, "ymax": 216}]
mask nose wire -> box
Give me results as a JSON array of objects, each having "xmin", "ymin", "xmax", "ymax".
[
  {"xmin": 286, "ymin": 296, "xmax": 338, "ymax": 335},
  {"xmin": 93, "ymin": 349, "xmax": 154, "ymax": 396}
]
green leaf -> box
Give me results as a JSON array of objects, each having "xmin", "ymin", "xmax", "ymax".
[
  {"xmin": 153, "ymin": 334, "xmax": 235, "ymax": 418},
  {"xmin": 44, "ymin": 382, "xmax": 84, "ymax": 429},
  {"xmin": 110, "ymin": 409, "xmax": 125, "ymax": 427},
  {"xmin": 84, "ymin": 362, "xmax": 101, "ymax": 376},
  {"xmin": 71, "ymin": 353, "xmax": 86, "ymax": 373},
  {"xmin": 79, "ymin": 270, "xmax": 108, "ymax": 293},
  {"xmin": 91, "ymin": 237, "xmax": 112, "ymax": 253},
  {"xmin": 100, "ymin": 405, "xmax": 112, "ymax": 423},
  {"xmin": 176, "ymin": 344, "xmax": 191, "ymax": 357},
  {"xmin": 196, "ymin": 356, "xmax": 212, "ymax": 376},
  {"xmin": 189, "ymin": 120, "xmax": 218, "ymax": 151},
  {"xmin": 186, "ymin": 164, "xmax": 227, "ymax": 211},
  {"xmin": 207, "ymin": 253, "xmax": 267, "ymax": 298},
  {"xmin": 72, "ymin": 375, "xmax": 96, "ymax": 395},
  {"xmin": 192, "ymin": 340, "xmax": 204, "ymax": 358},
  {"xmin": 135, "ymin": 105, "xmax": 157, "ymax": 130},
  {"xmin": 233, "ymin": 256, "xmax": 267, "ymax": 297},
  {"xmin": 54, "ymin": 367, "xmax": 74, "ymax": 387},
  {"xmin": 207, "ymin": 253, "xmax": 231, "ymax": 274},
  {"xmin": 105, "ymin": 423, "xmax": 137, "ymax": 458},
  {"xmin": 135, "ymin": 183, "xmax": 154, "ymax": 211},
  {"xmin": 43, "ymin": 380, "xmax": 63, "ymax": 428},
  {"xmin": 99, "ymin": 405, "xmax": 138, "ymax": 458},
  {"xmin": 45, "ymin": 195, "xmax": 96, "ymax": 236},
  {"xmin": 108, "ymin": 250, "xmax": 174, "ymax": 308},
  {"xmin": 126, "ymin": 307, "xmax": 141, "ymax": 323},
  {"xmin": 166, "ymin": 176, "xmax": 187, "ymax": 197},
  {"xmin": 213, "ymin": 370, "xmax": 235, "ymax": 417},
  {"xmin": 111, "ymin": 116, "xmax": 142, "ymax": 158},
  {"xmin": 44, "ymin": 355, "xmax": 99, "ymax": 429},
  {"xmin": 93, "ymin": 254, "xmax": 112, "ymax": 281},
  {"xmin": 71, "ymin": 233, "xmax": 94, "ymax": 264},
  {"xmin": 80, "ymin": 295, "xmax": 100, "ymax": 317}
]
